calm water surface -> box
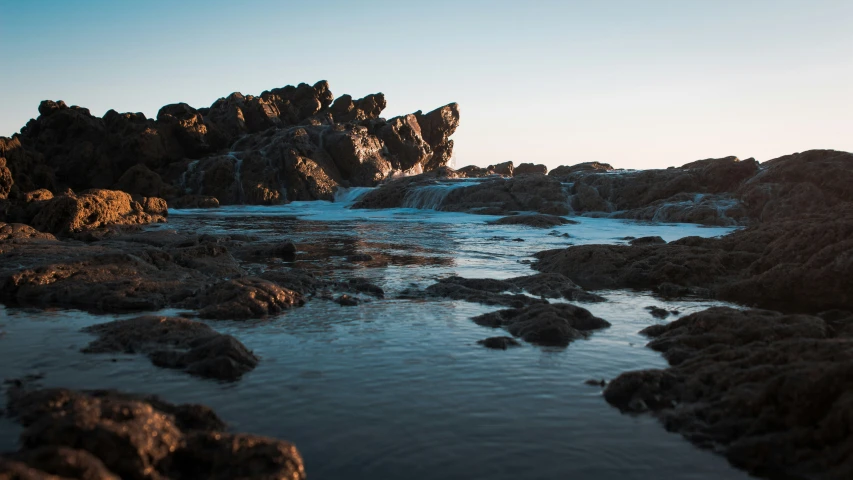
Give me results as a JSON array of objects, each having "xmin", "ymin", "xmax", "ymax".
[{"xmin": 0, "ymin": 199, "xmax": 752, "ymax": 479}]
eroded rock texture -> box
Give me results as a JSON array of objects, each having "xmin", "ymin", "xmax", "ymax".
[
  {"xmin": 0, "ymin": 81, "xmax": 460, "ymax": 210},
  {"xmin": 0, "ymin": 388, "xmax": 305, "ymax": 479},
  {"xmin": 604, "ymin": 307, "xmax": 853, "ymax": 480},
  {"xmin": 82, "ymin": 316, "xmax": 259, "ymax": 380}
]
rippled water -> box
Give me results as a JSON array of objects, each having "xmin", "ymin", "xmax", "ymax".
[{"xmin": 0, "ymin": 200, "xmax": 752, "ymax": 479}]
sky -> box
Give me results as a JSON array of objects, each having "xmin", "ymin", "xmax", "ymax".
[{"xmin": 1, "ymin": 0, "xmax": 851, "ymax": 170}]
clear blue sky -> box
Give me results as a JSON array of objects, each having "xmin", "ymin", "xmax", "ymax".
[{"xmin": 1, "ymin": 0, "xmax": 851, "ymax": 169}]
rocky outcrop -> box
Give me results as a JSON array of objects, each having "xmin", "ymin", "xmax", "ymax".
[
  {"xmin": 547, "ymin": 162, "xmax": 614, "ymax": 180},
  {"xmin": 184, "ymin": 277, "xmax": 304, "ymax": 320},
  {"xmin": 738, "ymin": 149, "xmax": 853, "ymax": 221},
  {"xmin": 425, "ymin": 273, "xmax": 604, "ymax": 307},
  {"xmin": 1, "ymin": 81, "xmax": 460, "ymax": 209},
  {"xmin": 477, "ymin": 336, "xmax": 521, "ymax": 349},
  {"xmin": 1, "ymin": 388, "xmax": 305, "ymax": 479},
  {"xmin": 82, "ymin": 316, "xmax": 259, "ymax": 380},
  {"xmin": 440, "ymin": 175, "xmax": 571, "ymax": 215},
  {"xmin": 0, "ymin": 223, "xmax": 56, "ymax": 242},
  {"xmin": 558, "ymin": 156, "xmax": 758, "ymax": 225},
  {"xmin": 472, "ymin": 303, "xmax": 611, "ymax": 347},
  {"xmin": 514, "ymin": 163, "xmax": 548, "ymax": 176},
  {"xmin": 491, "ymin": 214, "xmax": 577, "ymax": 228},
  {"xmin": 604, "ymin": 307, "xmax": 853, "ymax": 480},
  {"xmin": 29, "ymin": 189, "xmax": 166, "ymax": 237},
  {"xmin": 534, "ymin": 208, "xmax": 853, "ymax": 313}
]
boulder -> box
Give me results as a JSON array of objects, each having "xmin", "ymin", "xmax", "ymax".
[
  {"xmin": 514, "ymin": 163, "xmax": 548, "ymax": 176},
  {"xmin": 30, "ymin": 189, "xmax": 167, "ymax": 236},
  {"xmin": 376, "ymin": 114, "xmax": 432, "ymax": 171},
  {"xmin": 472, "ymin": 303, "xmax": 611, "ymax": 347},
  {"xmin": 414, "ymin": 103, "xmax": 460, "ymax": 170},
  {"xmin": 477, "ymin": 336, "xmax": 521, "ymax": 349},
  {"xmin": 328, "ymin": 93, "xmax": 386, "ymax": 123},
  {"xmin": 487, "ymin": 161, "xmax": 514, "ymax": 177},
  {"xmin": 186, "ymin": 277, "xmax": 304, "ymax": 320},
  {"xmin": 82, "ymin": 316, "xmax": 259, "ymax": 381},
  {"xmin": 491, "ymin": 214, "xmax": 577, "ymax": 228},
  {"xmin": 2, "ymin": 388, "xmax": 305, "ymax": 480}
]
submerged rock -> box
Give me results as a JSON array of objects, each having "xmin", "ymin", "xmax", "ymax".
[
  {"xmin": 425, "ymin": 273, "xmax": 604, "ymax": 307},
  {"xmin": 604, "ymin": 306, "xmax": 853, "ymax": 480},
  {"xmin": 472, "ymin": 303, "xmax": 611, "ymax": 347},
  {"xmin": 187, "ymin": 277, "xmax": 304, "ymax": 320},
  {"xmin": 82, "ymin": 316, "xmax": 259, "ymax": 380},
  {"xmin": 491, "ymin": 214, "xmax": 577, "ymax": 228},
  {"xmin": 1, "ymin": 388, "xmax": 305, "ymax": 479},
  {"xmin": 477, "ymin": 336, "xmax": 521, "ymax": 350}
]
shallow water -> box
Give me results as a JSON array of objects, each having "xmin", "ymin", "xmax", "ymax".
[{"xmin": 0, "ymin": 200, "xmax": 751, "ymax": 479}]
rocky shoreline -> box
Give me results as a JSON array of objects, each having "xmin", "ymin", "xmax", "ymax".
[{"xmin": 1, "ymin": 81, "xmax": 852, "ymax": 478}]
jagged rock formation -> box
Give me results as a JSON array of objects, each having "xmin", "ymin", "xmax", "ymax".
[{"xmin": 0, "ymin": 81, "xmax": 460, "ymax": 207}]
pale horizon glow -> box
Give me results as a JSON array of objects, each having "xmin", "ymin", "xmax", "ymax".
[{"xmin": 1, "ymin": 0, "xmax": 851, "ymax": 170}]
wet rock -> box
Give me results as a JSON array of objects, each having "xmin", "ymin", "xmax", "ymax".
[
  {"xmin": 231, "ymin": 241, "xmax": 297, "ymax": 262},
  {"xmin": 82, "ymin": 316, "xmax": 259, "ymax": 380},
  {"xmin": 491, "ymin": 214, "xmax": 577, "ymax": 228},
  {"xmin": 188, "ymin": 277, "xmax": 304, "ymax": 320},
  {"xmin": 477, "ymin": 336, "xmax": 521, "ymax": 350},
  {"xmin": 335, "ymin": 277, "xmax": 385, "ymax": 298},
  {"xmin": 336, "ymin": 294, "xmax": 359, "ymax": 306},
  {"xmin": 346, "ymin": 253, "xmax": 374, "ymax": 262},
  {"xmin": 629, "ymin": 236, "xmax": 666, "ymax": 246},
  {"xmin": 0, "ymin": 234, "xmax": 247, "ymax": 313},
  {"xmin": 2, "ymin": 388, "xmax": 305, "ymax": 480},
  {"xmin": 645, "ymin": 306, "xmax": 670, "ymax": 319},
  {"xmin": 30, "ymin": 189, "xmax": 167, "ymax": 237},
  {"xmin": 2, "ymin": 446, "xmax": 119, "ymax": 480},
  {"xmin": 426, "ymin": 273, "xmax": 604, "ymax": 307},
  {"xmin": 258, "ymin": 268, "xmax": 322, "ymax": 296},
  {"xmin": 514, "ymin": 163, "xmax": 548, "ymax": 176},
  {"xmin": 584, "ymin": 379, "xmax": 606, "ymax": 387},
  {"xmin": 472, "ymin": 303, "xmax": 611, "ymax": 347},
  {"xmin": 604, "ymin": 306, "xmax": 851, "ymax": 479},
  {"xmin": 441, "ymin": 175, "xmax": 571, "ymax": 215}
]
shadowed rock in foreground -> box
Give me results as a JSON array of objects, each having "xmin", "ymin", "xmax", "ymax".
[
  {"xmin": 0, "ymin": 388, "xmax": 305, "ymax": 479},
  {"xmin": 603, "ymin": 307, "xmax": 853, "ymax": 480},
  {"xmin": 82, "ymin": 316, "xmax": 259, "ymax": 381}
]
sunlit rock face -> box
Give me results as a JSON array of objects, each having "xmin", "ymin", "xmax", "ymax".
[{"xmin": 0, "ymin": 81, "xmax": 460, "ymax": 207}]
